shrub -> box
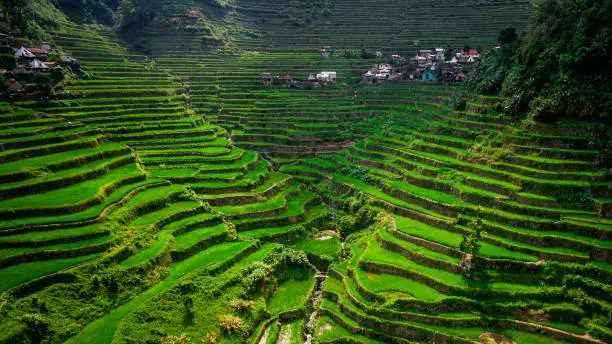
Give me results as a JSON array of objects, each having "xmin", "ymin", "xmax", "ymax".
[
  {"xmin": 451, "ymin": 95, "xmax": 467, "ymax": 111},
  {"xmin": 557, "ymin": 192, "xmax": 594, "ymax": 204},
  {"xmin": 229, "ymin": 298, "xmax": 253, "ymax": 312},
  {"xmin": 219, "ymin": 315, "xmax": 243, "ymax": 334},
  {"xmin": 242, "ymin": 262, "xmax": 270, "ymax": 293},
  {"xmin": 20, "ymin": 313, "xmax": 50, "ymax": 341},
  {"xmin": 201, "ymin": 332, "xmax": 218, "ymax": 344},
  {"xmin": 528, "ymin": 96, "xmax": 560, "ymax": 121},
  {"xmin": 343, "ymin": 196, "xmax": 364, "ymax": 213},
  {"xmin": 468, "ymin": 136, "xmax": 513, "ymax": 164},
  {"xmin": 162, "ymin": 333, "xmax": 191, "ymax": 344},
  {"xmin": 544, "ymin": 304, "xmax": 585, "ymax": 323},
  {"xmin": 340, "ymin": 164, "xmax": 373, "ymax": 184},
  {"xmin": 460, "ymin": 216, "xmax": 486, "ymax": 256},
  {"xmin": 0, "ymin": 54, "xmax": 16, "ymax": 69}
]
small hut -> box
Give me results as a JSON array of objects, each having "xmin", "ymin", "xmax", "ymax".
[
  {"xmin": 15, "ymin": 47, "xmax": 35, "ymax": 64},
  {"xmin": 281, "ymin": 74, "xmax": 293, "ymax": 84},
  {"xmin": 28, "ymin": 59, "xmax": 50, "ymax": 71},
  {"xmin": 7, "ymin": 79, "xmax": 25, "ymax": 94},
  {"xmin": 188, "ymin": 9, "xmax": 199, "ymax": 25},
  {"xmin": 261, "ymin": 72, "xmax": 273, "ymax": 85},
  {"xmin": 27, "ymin": 48, "xmax": 49, "ymax": 60}
]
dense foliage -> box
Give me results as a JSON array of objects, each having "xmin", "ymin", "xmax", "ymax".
[
  {"xmin": 281, "ymin": 0, "xmax": 332, "ymax": 26},
  {"xmin": 466, "ymin": 29, "xmax": 519, "ymax": 95},
  {"xmin": 51, "ymin": 0, "xmax": 119, "ymax": 25},
  {"xmin": 504, "ymin": 0, "xmax": 611, "ymax": 121},
  {"xmin": 1, "ymin": 0, "xmax": 65, "ymax": 40},
  {"xmin": 469, "ymin": 0, "xmax": 611, "ymax": 122}
]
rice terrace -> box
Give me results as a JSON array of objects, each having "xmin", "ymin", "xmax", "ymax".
[{"xmin": 0, "ymin": 0, "xmax": 611, "ymax": 343}]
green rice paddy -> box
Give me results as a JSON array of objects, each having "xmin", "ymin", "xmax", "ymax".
[{"xmin": 0, "ymin": 1, "xmax": 610, "ymax": 343}]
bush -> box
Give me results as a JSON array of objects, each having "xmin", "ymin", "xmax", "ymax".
[
  {"xmin": 162, "ymin": 333, "xmax": 191, "ymax": 344},
  {"xmin": 219, "ymin": 315, "xmax": 243, "ymax": 334},
  {"xmin": 202, "ymin": 332, "xmax": 219, "ymax": 344},
  {"xmin": 544, "ymin": 304, "xmax": 585, "ymax": 323},
  {"xmin": 0, "ymin": 54, "xmax": 16, "ymax": 69},
  {"xmin": 557, "ymin": 192, "xmax": 594, "ymax": 204},
  {"xmin": 340, "ymin": 164, "xmax": 373, "ymax": 184},
  {"xmin": 19, "ymin": 313, "xmax": 50, "ymax": 341},
  {"xmin": 501, "ymin": 0, "xmax": 611, "ymax": 121},
  {"xmin": 241, "ymin": 262, "xmax": 270, "ymax": 294},
  {"xmin": 527, "ymin": 96, "xmax": 560, "ymax": 121},
  {"xmin": 451, "ymin": 95, "xmax": 467, "ymax": 111},
  {"xmin": 230, "ymin": 298, "xmax": 253, "ymax": 312}
]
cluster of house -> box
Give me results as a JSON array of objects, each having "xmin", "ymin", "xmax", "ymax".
[
  {"xmin": 261, "ymin": 71, "xmax": 337, "ymax": 86},
  {"xmin": 5, "ymin": 44, "xmax": 57, "ymax": 96},
  {"xmin": 412, "ymin": 48, "xmax": 477, "ymax": 81},
  {"xmin": 362, "ymin": 61, "xmax": 403, "ymax": 84},
  {"xmin": 449, "ymin": 49, "xmax": 481, "ymax": 63},
  {"xmin": 361, "ymin": 47, "xmax": 476, "ymax": 83},
  {"xmin": 4, "ymin": 41, "xmax": 78, "ymax": 96},
  {"xmin": 13, "ymin": 44, "xmax": 60, "ymax": 73}
]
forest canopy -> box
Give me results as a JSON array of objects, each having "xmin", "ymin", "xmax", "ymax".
[{"xmin": 470, "ymin": 0, "xmax": 611, "ymax": 122}]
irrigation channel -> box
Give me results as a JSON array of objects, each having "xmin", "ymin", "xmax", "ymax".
[{"xmin": 304, "ymin": 274, "xmax": 327, "ymax": 344}]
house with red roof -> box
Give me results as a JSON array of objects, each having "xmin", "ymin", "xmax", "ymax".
[{"xmin": 455, "ymin": 49, "xmax": 480, "ymax": 63}]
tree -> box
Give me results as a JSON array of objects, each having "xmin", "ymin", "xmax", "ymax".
[
  {"xmin": 460, "ymin": 217, "xmax": 485, "ymax": 255},
  {"xmin": 5, "ymin": 0, "xmax": 27, "ymax": 33},
  {"xmin": 361, "ymin": 45, "xmax": 369, "ymax": 59},
  {"xmin": 20, "ymin": 313, "xmax": 50, "ymax": 342},
  {"xmin": 444, "ymin": 48, "xmax": 453, "ymax": 61},
  {"xmin": 498, "ymin": 27, "xmax": 518, "ymax": 45},
  {"xmin": 502, "ymin": 0, "xmax": 612, "ymax": 121},
  {"xmin": 33, "ymin": 73, "xmax": 54, "ymax": 97},
  {"xmin": 459, "ymin": 215, "xmax": 486, "ymax": 275}
]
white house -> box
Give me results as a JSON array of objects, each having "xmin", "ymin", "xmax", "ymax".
[
  {"xmin": 15, "ymin": 47, "xmax": 35, "ymax": 58},
  {"xmin": 317, "ymin": 71, "xmax": 337, "ymax": 82},
  {"xmin": 28, "ymin": 59, "xmax": 50, "ymax": 71}
]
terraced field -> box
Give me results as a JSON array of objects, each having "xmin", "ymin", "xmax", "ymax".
[
  {"xmin": 311, "ymin": 85, "xmax": 612, "ymax": 344},
  {"xmin": 1, "ymin": 0, "xmax": 611, "ymax": 343}
]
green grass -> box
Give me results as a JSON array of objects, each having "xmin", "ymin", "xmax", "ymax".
[
  {"xmin": 318, "ymin": 315, "xmax": 387, "ymax": 344},
  {"xmin": 363, "ymin": 239, "xmax": 540, "ymax": 292},
  {"xmin": 0, "ymin": 178, "xmax": 162, "ymax": 230},
  {"xmin": 267, "ymin": 277, "xmax": 314, "ymax": 315},
  {"xmin": 394, "ymin": 215, "xmax": 538, "ymax": 261},
  {"xmin": 0, "ymin": 253, "xmax": 103, "ymax": 293},
  {"xmin": 0, "ymin": 163, "xmax": 143, "ymax": 209},
  {"xmin": 289, "ymin": 235, "xmax": 341, "ymax": 258},
  {"xmin": 129, "ymin": 201, "xmax": 200, "ymax": 226},
  {"xmin": 500, "ymin": 329, "xmax": 569, "ymax": 344},
  {"xmin": 0, "ymin": 224, "xmax": 104, "ymax": 244},
  {"xmin": 0, "ymin": 234, "xmax": 114, "ymax": 260},
  {"xmin": 172, "ymin": 223, "xmax": 227, "ymax": 251},
  {"xmin": 65, "ymin": 241, "xmax": 255, "ymax": 344}
]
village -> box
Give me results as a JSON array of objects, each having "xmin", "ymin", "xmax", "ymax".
[
  {"xmin": 1, "ymin": 37, "xmax": 80, "ymax": 99},
  {"xmin": 361, "ymin": 47, "xmax": 478, "ymax": 84},
  {"xmin": 260, "ymin": 71, "xmax": 337, "ymax": 88},
  {"xmin": 261, "ymin": 44, "xmax": 479, "ymax": 88}
]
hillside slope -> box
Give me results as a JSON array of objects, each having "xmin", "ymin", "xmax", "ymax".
[{"xmin": 1, "ymin": 1, "xmax": 611, "ymax": 344}]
